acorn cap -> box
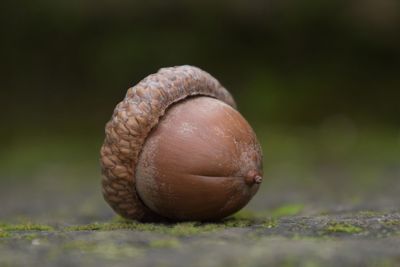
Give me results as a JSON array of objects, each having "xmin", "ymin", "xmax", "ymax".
[{"xmin": 100, "ymin": 65, "xmax": 237, "ymax": 221}]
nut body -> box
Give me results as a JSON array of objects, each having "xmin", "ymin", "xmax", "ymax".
[
  {"xmin": 100, "ymin": 65, "xmax": 263, "ymax": 221},
  {"xmin": 136, "ymin": 96, "xmax": 262, "ymax": 221}
]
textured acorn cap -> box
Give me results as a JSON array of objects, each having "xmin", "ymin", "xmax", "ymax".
[{"xmin": 100, "ymin": 65, "xmax": 237, "ymax": 221}]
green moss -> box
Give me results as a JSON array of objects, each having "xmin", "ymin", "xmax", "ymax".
[
  {"xmin": 223, "ymin": 218, "xmax": 254, "ymax": 227},
  {"xmin": 219, "ymin": 210, "xmax": 278, "ymax": 228},
  {"xmin": 262, "ymin": 218, "xmax": 278, "ymax": 228},
  {"xmin": 64, "ymin": 210, "xmax": 283, "ymax": 235},
  {"xmin": 66, "ymin": 221, "xmax": 161, "ymax": 231},
  {"xmin": 0, "ymin": 231, "xmax": 11, "ymax": 238},
  {"xmin": 356, "ymin": 210, "xmax": 385, "ymax": 217},
  {"xmin": 228, "ymin": 210, "xmax": 266, "ymax": 226},
  {"xmin": 270, "ymin": 204, "xmax": 304, "ymax": 218},
  {"xmin": 325, "ymin": 222, "xmax": 363, "ymax": 234},
  {"xmin": 65, "ymin": 211, "xmax": 283, "ymax": 235},
  {"xmin": 383, "ymin": 220, "xmax": 400, "ymax": 227},
  {"xmin": 65, "ymin": 223, "xmax": 116, "ymax": 231},
  {"xmin": 231, "ymin": 210, "xmax": 258, "ymax": 220},
  {"xmin": 231, "ymin": 205, "xmax": 305, "ymax": 220},
  {"xmin": 168, "ymin": 222, "xmax": 220, "ymax": 236},
  {"xmin": 149, "ymin": 238, "xmax": 181, "ymax": 249},
  {"xmin": 229, "ymin": 209, "xmax": 278, "ymax": 228},
  {"xmin": 0, "ymin": 223, "xmax": 53, "ymax": 232},
  {"xmin": 65, "ymin": 221, "xmax": 223, "ymax": 236}
]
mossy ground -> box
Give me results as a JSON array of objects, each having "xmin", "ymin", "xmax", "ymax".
[
  {"xmin": 1, "ymin": 128, "xmax": 399, "ymax": 266},
  {"xmin": 0, "ymin": 211, "xmax": 399, "ymax": 267},
  {"xmin": 325, "ymin": 222, "xmax": 363, "ymax": 234},
  {"xmin": 1, "ymin": 210, "xmax": 398, "ymax": 239},
  {"xmin": 0, "ymin": 222, "xmax": 53, "ymax": 232}
]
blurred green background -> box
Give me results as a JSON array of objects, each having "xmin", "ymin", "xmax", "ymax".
[{"xmin": 0, "ymin": 0, "xmax": 399, "ymax": 220}]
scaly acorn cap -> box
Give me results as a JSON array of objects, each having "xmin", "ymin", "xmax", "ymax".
[{"xmin": 100, "ymin": 65, "xmax": 236, "ymax": 221}]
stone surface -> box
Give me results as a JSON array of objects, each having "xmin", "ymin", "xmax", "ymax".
[{"xmin": 1, "ymin": 128, "xmax": 399, "ymax": 266}]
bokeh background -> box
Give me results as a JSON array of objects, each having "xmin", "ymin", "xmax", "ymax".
[{"xmin": 0, "ymin": 0, "xmax": 399, "ymax": 223}]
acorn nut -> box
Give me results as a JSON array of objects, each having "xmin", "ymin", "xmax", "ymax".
[{"xmin": 100, "ymin": 65, "xmax": 263, "ymax": 221}]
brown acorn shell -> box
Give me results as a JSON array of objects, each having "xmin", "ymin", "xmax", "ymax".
[{"xmin": 100, "ymin": 65, "xmax": 236, "ymax": 221}]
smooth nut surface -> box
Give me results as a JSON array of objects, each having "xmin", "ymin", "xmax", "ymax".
[
  {"xmin": 136, "ymin": 96, "xmax": 263, "ymax": 221},
  {"xmin": 101, "ymin": 66, "xmax": 237, "ymax": 221}
]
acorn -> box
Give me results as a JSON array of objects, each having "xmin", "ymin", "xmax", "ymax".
[{"xmin": 100, "ymin": 65, "xmax": 263, "ymax": 222}]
